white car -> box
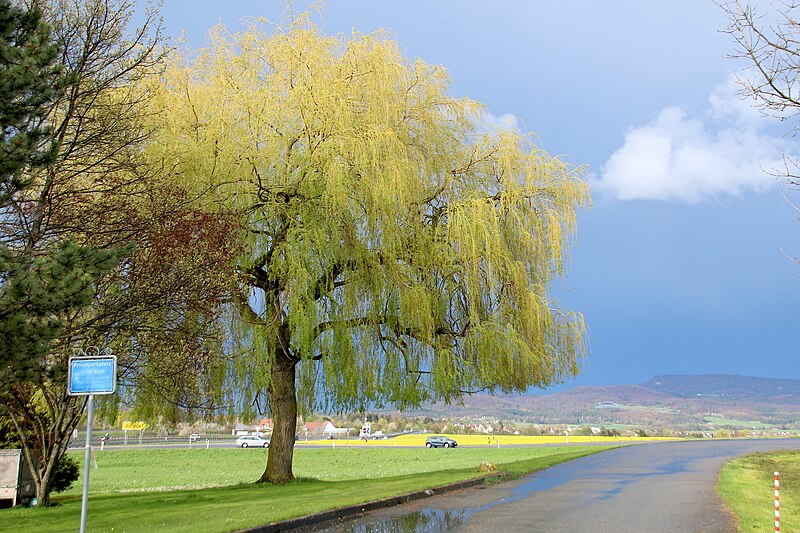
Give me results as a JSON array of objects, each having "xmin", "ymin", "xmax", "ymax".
[{"xmin": 235, "ymin": 435, "xmax": 270, "ymax": 448}]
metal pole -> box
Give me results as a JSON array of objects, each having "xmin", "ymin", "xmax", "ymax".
[{"xmin": 80, "ymin": 394, "xmax": 94, "ymax": 533}]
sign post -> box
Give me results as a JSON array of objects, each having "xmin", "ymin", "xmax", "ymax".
[{"xmin": 68, "ymin": 349, "xmax": 116, "ymax": 533}]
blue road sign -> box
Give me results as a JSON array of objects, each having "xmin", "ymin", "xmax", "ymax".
[{"xmin": 68, "ymin": 356, "xmax": 117, "ymax": 395}]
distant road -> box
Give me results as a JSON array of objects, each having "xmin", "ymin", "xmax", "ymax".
[
  {"xmin": 306, "ymin": 439, "xmax": 800, "ymax": 533},
  {"xmin": 68, "ymin": 438, "xmax": 405, "ymax": 451}
]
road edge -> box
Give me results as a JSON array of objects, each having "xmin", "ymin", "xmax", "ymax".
[{"xmin": 239, "ymin": 473, "xmax": 508, "ymax": 532}]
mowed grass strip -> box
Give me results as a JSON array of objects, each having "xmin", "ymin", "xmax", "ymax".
[
  {"xmin": 718, "ymin": 450, "xmax": 800, "ymax": 532},
  {"xmin": 1, "ymin": 445, "xmax": 613, "ymax": 533}
]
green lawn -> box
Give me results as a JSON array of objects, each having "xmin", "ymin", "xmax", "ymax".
[
  {"xmin": 704, "ymin": 416, "xmax": 774, "ymax": 430},
  {"xmin": 718, "ymin": 450, "xmax": 800, "ymax": 532},
  {"xmin": 1, "ymin": 445, "xmax": 613, "ymax": 532}
]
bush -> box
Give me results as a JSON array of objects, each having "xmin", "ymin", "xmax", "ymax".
[
  {"xmin": 479, "ymin": 461, "xmax": 497, "ymax": 472},
  {"xmin": 49, "ymin": 454, "xmax": 79, "ymax": 494}
]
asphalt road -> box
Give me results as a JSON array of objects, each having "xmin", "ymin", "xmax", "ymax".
[{"xmin": 304, "ymin": 439, "xmax": 800, "ymax": 533}]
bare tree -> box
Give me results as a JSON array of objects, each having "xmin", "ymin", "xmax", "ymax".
[
  {"xmin": 0, "ymin": 0, "xmax": 168, "ymax": 505},
  {"xmin": 722, "ymin": 0, "xmax": 800, "ymax": 186}
]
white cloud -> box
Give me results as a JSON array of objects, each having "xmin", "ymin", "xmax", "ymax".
[
  {"xmin": 481, "ymin": 111, "xmax": 522, "ymax": 132},
  {"xmin": 592, "ymin": 77, "xmax": 793, "ymax": 203}
]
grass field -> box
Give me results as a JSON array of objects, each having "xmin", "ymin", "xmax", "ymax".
[
  {"xmin": 1, "ymin": 444, "xmax": 615, "ymax": 532},
  {"xmin": 718, "ymin": 450, "xmax": 800, "ymax": 532},
  {"xmin": 704, "ymin": 416, "xmax": 774, "ymax": 430}
]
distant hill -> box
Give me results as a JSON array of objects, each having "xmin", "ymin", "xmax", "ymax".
[
  {"xmin": 405, "ymin": 374, "xmax": 800, "ymax": 431},
  {"xmin": 643, "ymin": 374, "xmax": 800, "ymax": 399}
]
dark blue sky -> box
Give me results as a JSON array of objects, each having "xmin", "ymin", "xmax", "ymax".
[{"xmin": 144, "ymin": 1, "xmax": 800, "ymax": 388}]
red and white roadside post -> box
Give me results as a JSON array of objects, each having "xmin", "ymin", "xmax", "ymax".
[{"xmin": 775, "ymin": 471, "xmax": 780, "ymax": 533}]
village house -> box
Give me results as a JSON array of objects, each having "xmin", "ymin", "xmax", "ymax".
[{"xmin": 302, "ymin": 421, "xmax": 338, "ymax": 436}]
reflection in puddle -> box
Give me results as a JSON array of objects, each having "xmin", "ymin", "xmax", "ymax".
[
  {"xmin": 308, "ymin": 508, "xmax": 468, "ymax": 532},
  {"xmin": 297, "ymin": 441, "xmax": 800, "ymax": 532},
  {"xmin": 305, "ymin": 455, "xmax": 597, "ymax": 532},
  {"xmin": 307, "ymin": 472, "xmax": 564, "ymax": 532}
]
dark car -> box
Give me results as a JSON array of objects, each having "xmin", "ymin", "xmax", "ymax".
[{"xmin": 425, "ymin": 435, "xmax": 458, "ymax": 448}]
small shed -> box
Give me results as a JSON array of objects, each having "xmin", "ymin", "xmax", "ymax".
[{"xmin": 0, "ymin": 450, "xmax": 35, "ymax": 508}]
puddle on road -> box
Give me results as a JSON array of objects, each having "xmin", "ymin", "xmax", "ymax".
[
  {"xmin": 301, "ymin": 440, "xmax": 800, "ymax": 532},
  {"xmin": 305, "ymin": 471, "xmax": 570, "ymax": 532},
  {"xmin": 304, "ymin": 508, "xmax": 469, "ymax": 533},
  {"xmin": 305, "ymin": 449, "xmax": 688, "ymax": 532}
]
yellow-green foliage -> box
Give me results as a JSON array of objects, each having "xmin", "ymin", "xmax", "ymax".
[{"xmin": 148, "ymin": 13, "xmax": 590, "ymax": 413}]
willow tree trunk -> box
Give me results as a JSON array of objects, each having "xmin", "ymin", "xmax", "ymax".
[{"xmin": 258, "ymin": 356, "xmax": 297, "ymax": 484}]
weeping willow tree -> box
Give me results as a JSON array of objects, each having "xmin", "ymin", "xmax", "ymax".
[{"xmin": 150, "ymin": 15, "xmax": 590, "ymax": 483}]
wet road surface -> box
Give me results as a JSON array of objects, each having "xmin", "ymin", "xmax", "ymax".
[{"xmin": 300, "ymin": 439, "xmax": 800, "ymax": 533}]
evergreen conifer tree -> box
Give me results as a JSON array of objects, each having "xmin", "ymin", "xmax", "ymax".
[{"xmin": 0, "ymin": 0, "xmax": 64, "ymax": 202}]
